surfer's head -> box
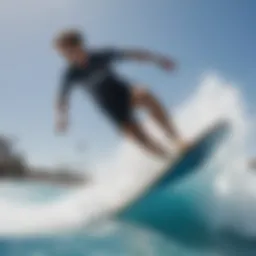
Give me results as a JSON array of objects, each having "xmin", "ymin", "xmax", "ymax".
[{"xmin": 54, "ymin": 29, "xmax": 88, "ymax": 65}]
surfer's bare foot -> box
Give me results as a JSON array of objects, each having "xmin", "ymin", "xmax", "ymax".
[{"xmin": 175, "ymin": 139, "xmax": 191, "ymax": 154}]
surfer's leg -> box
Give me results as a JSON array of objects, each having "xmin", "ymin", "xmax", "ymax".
[
  {"xmin": 123, "ymin": 121, "xmax": 168, "ymax": 158},
  {"xmin": 131, "ymin": 87, "xmax": 184, "ymax": 146},
  {"xmin": 96, "ymin": 80, "xmax": 167, "ymax": 158}
]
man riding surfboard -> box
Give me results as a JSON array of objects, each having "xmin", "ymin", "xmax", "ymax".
[{"xmin": 54, "ymin": 29, "xmax": 189, "ymax": 158}]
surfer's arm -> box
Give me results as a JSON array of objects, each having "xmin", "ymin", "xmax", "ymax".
[
  {"xmin": 55, "ymin": 97, "xmax": 69, "ymax": 134},
  {"xmin": 55, "ymin": 76, "xmax": 72, "ymax": 133},
  {"xmin": 103, "ymin": 48, "xmax": 176, "ymax": 70},
  {"xmin": 249, "ymin": 158, "xmax": 256, "ymax": 169},
  {"xmin": 119, "ymin": 49, "xmax": 176, "ymax": 70}
]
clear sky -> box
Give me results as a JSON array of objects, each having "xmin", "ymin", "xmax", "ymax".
[{"xmin": 0, "ymin": 0, "xmax": 255, "ymax": 166}]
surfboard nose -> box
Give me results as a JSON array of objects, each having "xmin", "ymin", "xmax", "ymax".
[{"xmin": 158, "ymin": 120, "xmax": 230, "ymax": 187}]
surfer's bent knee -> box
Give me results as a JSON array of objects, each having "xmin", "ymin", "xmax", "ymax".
[{"xmin": 131, "ymin": 86, "xmax": 152, "ymax": 106}]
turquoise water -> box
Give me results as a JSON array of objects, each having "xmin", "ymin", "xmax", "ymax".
[
  {"xmin": 0, "ymin": 182, "xmax": 219, "ymax": 256},
  {"xmin": 1, "ymin": 168, "xmax": 256, "ymax": 256}
]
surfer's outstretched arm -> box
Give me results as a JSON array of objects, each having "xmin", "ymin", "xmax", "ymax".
[{"xmin": 120, "ymin": 49, "xmax": 176, "ymax": 70}]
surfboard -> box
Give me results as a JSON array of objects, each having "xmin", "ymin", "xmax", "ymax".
[
  {"xmin": 157, "ymin": 120, "xmax": 229, "ymax": 187},
  {"xmin": 116, "ymin": 120, "xmax": 230, "ymax": 233}
]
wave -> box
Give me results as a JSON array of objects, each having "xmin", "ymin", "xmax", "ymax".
[{"xmin": 0, "ymin": 72, "xmax": 255, "ymax": 243}]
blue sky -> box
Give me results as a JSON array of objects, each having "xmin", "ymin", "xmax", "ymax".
[{"xmin": 0, "ymin": 0, "xmax": 255, "ymax": 166}]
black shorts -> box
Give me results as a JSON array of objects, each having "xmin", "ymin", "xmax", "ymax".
[{"xmin": 94, "ymin": 77, "xmax": 133, "ymax": 127}]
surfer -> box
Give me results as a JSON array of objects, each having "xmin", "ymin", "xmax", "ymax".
[{"xmin": 54, "ymin": 29, "xmax": 189, "ymax": 158}]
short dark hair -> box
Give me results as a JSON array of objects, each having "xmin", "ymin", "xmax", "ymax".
[{"xmin": 54, "ymin": 29, "xmax": 84, "ymax": 48}]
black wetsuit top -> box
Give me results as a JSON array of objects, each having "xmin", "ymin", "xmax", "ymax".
[{"xmin": 58, "ymin": 48, "xmax": 132, "ymax": 126}]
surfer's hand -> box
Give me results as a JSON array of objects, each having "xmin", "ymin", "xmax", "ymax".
[
  {"xmin": 157, "ymin": 57, "xmax": 176, "ymax": 71},
  {"xmin": 55, "ymin": 118, "xmax": 68, "ymax": 134}
]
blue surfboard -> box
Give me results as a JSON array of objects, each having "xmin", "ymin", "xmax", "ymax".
[
  {"xmin": 116, "ymin": 121, "xmax": 230, "ymax": 235},
  {"xmin": 157, "ymin": 121, "xmax": 229, "ymax": 187}
]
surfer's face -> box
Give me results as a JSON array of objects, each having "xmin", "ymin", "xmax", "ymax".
[{"xmin": 57, "ymin": 45, "xmax": 87, "ymax": 65}]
